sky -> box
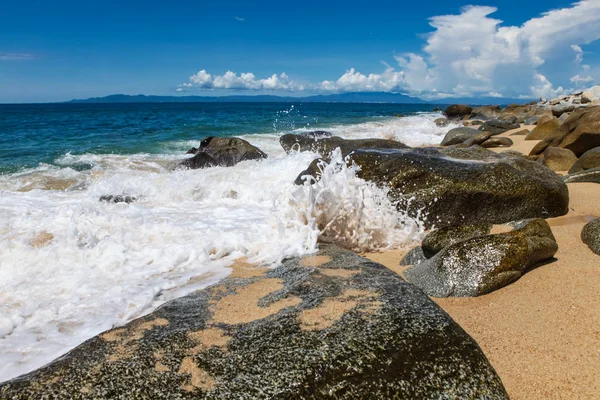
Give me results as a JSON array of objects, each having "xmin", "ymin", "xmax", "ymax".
[{"xmin": 1, "ymin": 0, "xmax": 600, "ymax": 103}]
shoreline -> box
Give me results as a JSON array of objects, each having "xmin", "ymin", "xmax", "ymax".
[{"xmin": 365, "ymin": 126, "xmax": 600, "ymax": 399}]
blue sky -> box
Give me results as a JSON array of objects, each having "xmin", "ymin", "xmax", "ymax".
[{"xmin": 1, "ymin": 0, "xmax": 599, "ymax": 103}]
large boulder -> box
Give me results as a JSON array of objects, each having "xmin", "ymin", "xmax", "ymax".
[
  {"xmin": 404, "ymin": 219, "xmax": 558, "ymax": 297},
  {"xmin": 470, "ymin": 105, "xmax": 501, "ymax": 120},
  {"xmin": 180, "ymin": 137, "xmax": 267, "ymax": 169},
  {"xmin": 569, "ymin": 147, "xmax": 600, "ymax": 173},
  {"xmin": 552, "ymin": 104, "xmax": 576, "ymax": 117},
  {"xmin": 444, "ymin": 104, "xmax": 473, "ymax": 119},
  {"xmin": 440, "ymin": 127, "xmax": 480, "ymax": 146},
  {"xmin": 563, "ymin": 167, "xmax": 600, "ymax": 184},
  {"xmin": 525, "ymin": 117, "xmax": 561, "ymax": 141},
  {"xmin": 478, "ymin": 119, "xmax": 520, "ymax": 135},
  {"xmin": 582, "ymin": 218, "xmax": 600, "ymax": 255},
  {"xmin": 0, "ymin": 245, "xmax": 508, "ymax": 399},
  {"xmin": 422, "ymin": 224, "xmax": 492, "ymax": 258},
  {"xmin": 538, "ymin": 147, "xmax": 578, "ymax": 171},
  {"xmin": 346, "ymin": 147, "xmax": 569, "ymax": 228},
  {"xmin": 279, "ymin": 134, "xmax": 409, "ymax": 157},
  {"xmin": 558, "ymin": 106, "xmax": 600, "ymax": 156}
]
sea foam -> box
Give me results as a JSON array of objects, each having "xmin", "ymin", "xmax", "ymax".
[{"xmin": 0, "ymin": 113, "xmax": 443, "ymax": 382}]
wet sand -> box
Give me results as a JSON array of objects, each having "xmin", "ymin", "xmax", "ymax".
[{"xmin": 365, "ymin": 132, "xmax": 600, "ymax": 399}]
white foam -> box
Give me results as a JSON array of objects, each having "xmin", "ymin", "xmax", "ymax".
[{"xmin": 0, "ymin": 113, "xmax": 444, "ymax": 382}]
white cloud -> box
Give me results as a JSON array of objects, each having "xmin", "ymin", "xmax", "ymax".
[
  {"xmin": 235, "ymin": 16, "xmax": 245, "ymax": 22},
  {"xmin": 179, "ymin": 1, "xmax": 600, "ymax": 99},
  {"xmin": 181, "ymin": 70, "xmax": 304, "ymax": 91},
  {"xmin": 0, "ymin": 52, "xmax": 36, "ymax": 61}
]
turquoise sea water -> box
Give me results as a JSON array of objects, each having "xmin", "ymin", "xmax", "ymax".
[{"xmin": 0, "ymin": 102, "xmax": 442, "ymax": 174}]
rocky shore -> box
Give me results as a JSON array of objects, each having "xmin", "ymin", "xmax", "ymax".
[{"xmin": 2, "ymin": 87, "xmax": 600, "ymax": 399}]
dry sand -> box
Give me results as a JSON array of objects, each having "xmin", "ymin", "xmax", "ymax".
[{"xmin": 365, "ymin": 132, "xmax": 600, "ymax": 400}]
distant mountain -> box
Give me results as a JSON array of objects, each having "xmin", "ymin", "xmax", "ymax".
[{"xmin": 67, "ymin": 92, "xmax": 536, "ymax": 106}]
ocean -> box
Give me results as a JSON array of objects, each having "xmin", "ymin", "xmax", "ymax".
[{"xmin": 0, "ymin": 102, "xmax": 458, "ymax": 382}]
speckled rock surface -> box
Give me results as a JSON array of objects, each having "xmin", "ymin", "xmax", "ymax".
[
  {"xmin": 399, "ymin": 246, "xmax": 428, "ymax": 266},
  {"xmin": 422, "ymin": 224, "xmax": 492, "ymax": 258},
  {"xmin": 347, "ymin": 147, "xmax": 569, "ymax": 228},
  {"xmin": 478, "ymin": 119, "xmax": 520, "ymax": 135},
  {"xmin": 0, "ymin": 245, "xmax": 508, "ymax": 399},
  {"xmin": 404, "ymin": 219, "xmax": 558, "ymax": 297},
  {"xmin": 440, "ymin": 127, "xmax": 480, "ymax": 146},
  {"xmin": 582, "ymin": 218, "xmax": 600, "ymax": 255},
  {"xmin": 279, "ymin": 134, "xmax": 409, "ymax": 157}
]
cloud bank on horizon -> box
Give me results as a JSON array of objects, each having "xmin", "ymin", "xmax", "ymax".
[{"xmin": 180, "ymin": 0, "xmax": 600, "ymax": 100}]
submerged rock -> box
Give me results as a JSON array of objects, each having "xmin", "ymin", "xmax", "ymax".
[
  {"xmin": 0, "ymin": 245, "xmax": 508, "ymax": 399},
  {"xmin": 582, "ymin": 218, "xmax": 600, "ymax": 255},
  {"xmin": 434, "ymin": 117, "xmax": 450, "ymax": 127},
  {"xmin": 444, "ymin": 104, "xmax": 473, "ymax": 119},
  {"xmin": 179, "ymin": 152, "xmax": 219, "ymax": 170},
  {"xmin": 99, "ymin": 194, "xmax": 137, "ymax": 204},
  {"xmin": 440, "ymin": 127, "xmax": 480, "ymax": 146},
  {"xmin": 404, "ymin": 219, "xmax": 558, "ymax": 297},
  {"xmin": 347, "ymin": 147, "xmax": 569, "ymax": 228},
  {"xmin": 279, "ymin": 134, "xmax": 409, "ymax": 157},
  {"xmin": 179, "ymin": 137, "xmax": 267, "ymax": 170},
  {"xmin": 569, "ymin": 147, "xmax": 600, "ymax": 174}
]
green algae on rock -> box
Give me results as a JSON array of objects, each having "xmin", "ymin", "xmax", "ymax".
[{"xmin": 0, "ymin": 245, "xmax": 508, "ymax": 399}]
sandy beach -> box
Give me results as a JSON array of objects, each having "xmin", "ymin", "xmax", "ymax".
[{"xmin": 366, "ymin": 130, "xmax": 600, "ymax": 399}]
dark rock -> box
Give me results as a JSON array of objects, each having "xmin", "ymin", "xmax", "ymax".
[
  {"xmin": 444, "ymin": 104, "xmax": 473, "ymax": 119},
  {"xmin": 399, "ymin": 246, "xmax": 428, "ymax": 266},
  {"xmin": 395, "ymin": 113, "xmax": 405, "ymax": 118},
  {"xmin": 279, "ymin": 134, "xmax": 409, "ymax": 157},
  {"xmin": 347, "ymin": 147, "xmax": 569, "ymax": 228},
  {"xmin": 440, "ymin": 127, "xmax": 480, "ymax": 146},
  {"xmin": 186, "ymin": 147, "xmax": 199, "ymax": 155},
  {"xmin": 434, "ymin": 117, "xmax": 450, "ymax": 127},
  {"xmin": 294, "ymin": 158, "xmax": 325, "ymax": 185},
  {"xmin": 198, "ymin": 137, "xmax": 267, "ymax": 167},
  {"xmin": 563, "ymin": 167, "xmax": 600, "ymax": 184},
  {"xmin": 478, "ymin": 119, "xmax": 520, "ymax": 135},
  {"xmin": 179, "ymin": 152, "xmax": 219, "ymax": 170},
  {"xmin": 0, "ymin": 245, "xmax": 508, "ymax": 399},
  {"xmin": 552, "ymin": 104, "xmax": 576, "ymax": 117},
  {"xmin": 524, "ymin": 116, "xmax": 541, "ymax": 125},
  {"xmin": 582, "ymin": 218, "xmax": 600, "ymax": 255},
  {"xmin": 538, "ymin": 147, "xmax": 577, "ymax": 172},
  {"xmin": 404, "ymin": 219, "xmax": 558, "ymax": 297},
  {"xmin": 504, "ymin": 116, "xmax": 518, "ymax": 124},
  {"xmin": 510, "ymin": 129, "xmax": 530, "ymax": 136},
  {"xmin": 481, "ymin": 137, "xmax": 513, "ymax": 148},
  {"xmin": 525, "ymin": 118, "xmax": 561, "ymax": 141},
  {"xmin": 99, "ymin": 195, "xmax": 137, "ymax": 204},
  {"xmin": 463, "ymin": 132, "xmax": 493, "ymax": 147},
  {"xmin": 569, "ymin": 147, "xmax": 600, "ymax": 174},
  {"xmin": 433, "ymin": 107, "xmax": 443, "ymax": 112},
  {"xmin": 558, "ymin": 107, "xmax": 600, "ymax": 156},
  {"xmin": 422, "ymin": 224, "xmax": 492, "ymax": 258},
  {"xmin": 470, "ymin": 105, "xmax": 501, "ymax": 120}
]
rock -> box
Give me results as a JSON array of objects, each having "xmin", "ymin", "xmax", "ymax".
[
  {"xmin": 179, "ymin": 152, "xmax": 219, "ymax": 170},
  {"xmin": 347, "ymin": 147, "xmax": 569, "ymax": 228},
  {"xmin": 478, "ymin": 119, "xmax": 520, "ymax": 135},
  {"xmin": 0, "ymin": 245, "xmax": 509, "ymax": 399},
  {"xmin": 440, "ymin": 127, "xmax": 480, "ymax": 146},
  {"xmin": 433, "ymin": 107, "xmax": 443, "ymax": 112},
  {"xmin": 569, "ymin": 147, "xmax": 600, "ymax": 173},
  {"xmin": 294, "ymin": 158, "xmax": 325, "ymax": 185},
  {"xmin": 537, "ymin": 114, "xmax": 555, "ymax": 125},
  {"xmin": 538, "ymin": 147, "xmax": 577, "ymax": 171},
  {"xmin": 581, "ymin": 218, "xmax": 600, "ymax": 255},
  {"xmin": 529, "ymin": 136, "xmax": 564, "ymax": 157},
  {"xmin": 463, "ymin": 132, "xmax": 493, "ymax": 146},
  {"xmin": 404, "ymin": 219, "xmax": 558, "ymax": 297},
  {"xmin": 581, "ymin": 91, "xmax": 593, "ymax": 104},
  {"xmin": 279, "ymin": 134, "xmax": 409, "ymax": 157},
  {"xmin": 197, "ymin": 137, "xmax": 267, "ymax": 167},
  {"xmin": 296, "ymin": 130, "xmax": 333, "ymax": 139},
  {"xmin": 422, "ymin": 224, "xmax": 492, "ymax": 258},
  {"xmin": 504, "ymin": 116, "xmax": 519, "ymax": 124},
  {"xmin": 186, "ymin": 147, "xmax": 199, "ymax": 155},
  {"xmin": 510, "ymin": 129, "xmax": 530, "ymax": 136},
  {"xmin": 558, "ymin": 106, "xmax": 600, "ymax": 156},
  {"xmin": 444, "ymin": 104, "xmax": 473, "ymax": 119},
  {"xmin": 395, "ymin": 113, "xmax": 405, "ymax": 118},
  {"xmin": 525, "ymin": 118, "xmax": 561, "ymax": 141},
  {"xmin": 481, "ymin": 137, "xmax": 513, "ymax": 148},
  {"xmin": 524, "ymin": 116, "xmax": 541, "ymax": 125},
  {"xmin": 434, "ymin": 117, "xmax": 450, "ymax": 127},
  {"xmin": 563, "ymin": 167, "xmax": 600, "ymax": 184},
  {"xmin": 558, "ymin": 112, "xmax": 571, "ymax": 124},
  {"xmin": 470, "ymin": 105, "xmax": 501, "ymax": 120},
  {"xmin": 99, "ymin": 194, "xmax": 137, "ymax": 204},
  {"xmin": 552, "ymin": 104, "xmax": 576, "ymax": 117},
  {"xmin": 399, "ymin": 246, "xmax": 428, "ymax": 266}
]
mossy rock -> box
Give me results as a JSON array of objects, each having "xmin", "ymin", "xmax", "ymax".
[
  {"xmin": 0, "ymin": 245, "xmax": 508, "ymax": 399},
  {"xmin": 405, "ymin": 219, "xmax": 558, "ymax": 297}
]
